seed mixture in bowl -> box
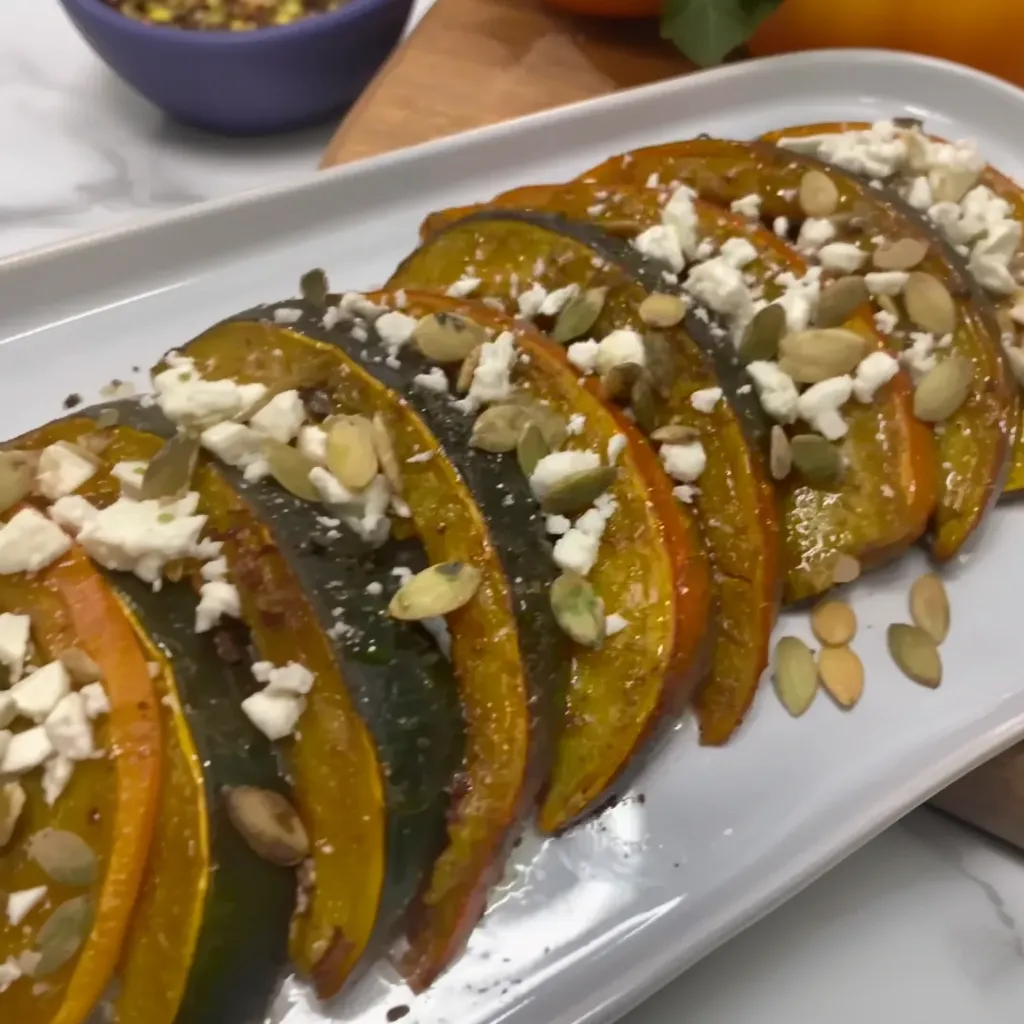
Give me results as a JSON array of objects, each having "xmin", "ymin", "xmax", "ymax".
[{"xmin": 103, "ymin": 0, "xmax": 349, "ymax": 30}]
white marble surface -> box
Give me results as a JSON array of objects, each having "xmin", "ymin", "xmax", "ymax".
[{"xmin": 4, "ymin": 2, "xmax": 1024, "ymax": 1022}]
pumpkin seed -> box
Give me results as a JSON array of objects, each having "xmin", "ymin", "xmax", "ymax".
[
  {"xmin": 790, "ymin": 434, "xmax": 843, "ymax": 485},
  {"xmin": 769, "ymin": 425, "xmax": 792, "ymax": 480},
  {"xmin": 811, "ymin": 600, "xmax": 857, "ymax": 646},
  {"xmin": 832, "ymin": 553, "xmax": 861, "ymax": 585},
  {"xmin": 642, "ymin": 332, "xmax": 676, "ymax": 396},
  {"xmin": 814, "ymin": 276, "xmax": 870, "ymax": 329},
  {"xmin": 516, "ymin": 421, "xmax": 549, "ymax": 478},
  {"xmin": 872, "ymin": 237, "xmax": 929, "ymax": 272},
  {"xmin": 601, "ymin": 361, "xmax": 642, "ymax": 402},
  {"xmin": 773, "ymin": 636, "xmax": 818, "ymax": 717},
  {"xmin": 909, "ymin": 572, "xmax": 950, "ymax": 644},
  {"xmin": 638, "ymin": 293, "xmax": 687, "ymax": 328},
  {"xmin": 903, "ymin": 271, "xmax": 957, "ymax": 336},
  {"xmin": 412, "ymin": 312, "xmax": 488, "ymax": 363},
  {"xmin": 630, "ymin": 375, "xmax": 659, "ymax": 434},
  {"xmin": 0, "ymin": 451, "xmax": 38, "ymax": 515},
  {"xmin": 504, "ymin": 393, "xmax": 568, "ymax": 448},
  {"xmin": 456, "ymin": 345, "xmax": 483, "ymax": 393},
  {"xmin": 28, "ymin": 828, "xmax": 98, "ymax": 887},
  {"xmin": 0, "ymin": 783, "xmax": 26, "ymax": 849},
  {"xmin": 370, "ymin": 414, "xmax": 402, "ymax": 494},
  {"xmin": 913, "ymin": 355, "xmax": 973, "ymax": 423},
  {"xmin": 931, "ymin": 167, "xmax": 981, "ymax": 204},
  {"xmin": 549, "ymin": 572, "xmax": 605, "ymax": 648},
  {"xmin": 551, "ymin": 287, "xmax": 607, "ymax": 343},
  {"xmin": 58, "ymin": 647, "xmax": 102, "ymax": 685},
  {"xmin": 798, "ymin": 169, "xmax": 840, "ymax": 218},
  {"xmin": 139, "ymin": 432, "xmax": 200, "ymax": 501},
  {"xmin": 817, "ymin": 646, "xmax": 864, "ymax": 708},
  {"xmin": 299, "ymin": 268, "xmax": 329, "ymax": 309},
  {"xmin": 887, "ymin": 623, "xmax": 942, "ymax": 688},
  {"xmin": 34, "ymin": 897, "xmax": 94, "ymax": 977},
  {"xmin": 325, "ymin": 415, "xmax": 378, "ymax": 491},
  {"xmin": 223, "ymin": 786, "xmax": 310, "ymax": 866},
  {"xmin": 876, "ymin": 294, "xmax": 901, "ymax": 320},
  {"xmin": 1006, "ymin": 347, "xmax": 1024, "ymax": 389},
  {"xmin": 650, "ymin": 423, "xmax": 699, "ymax": 445},
  {"xmin": 739, "ymin": 303, "xmax": 786, "ymax": 363},
  {"xmin": 263, "ymin": 439, "xmax": 320, "ymax": 502},
  {"xmin": 470, "ymin": 404, "xmax": 531, "ymax": 453},
  {"xmin": 777, "ymin": 328, "xmax": 867, "ymax": 383},
  {"xmin": 388, "ymin": 561, "xmax": 482, "ymax": 620},
  {"xmin": 540, "ymin": 465, "xmax": 618, "ymax": 516}
]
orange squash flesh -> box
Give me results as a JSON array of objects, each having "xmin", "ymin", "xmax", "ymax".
[
  {"xmin": 579, "ymin": 138, "xmax": 1016, "ymax": 562},
  {"xmin": 371, "ymin": 291, "xmax": 711, "ymax": 825},
  {"xmin": 180, "ymin": 320, "xmax": 532, "ymax": 992},
  {"xmin": 0, "ymin": 537, "xmax": 161, "ymax": 1024}
]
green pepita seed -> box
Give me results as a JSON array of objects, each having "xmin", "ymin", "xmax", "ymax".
[
  {"xmin": 642, "ymin": 332, "xmax": 676, "ymax": 396},
  {"xmin": 388, "ymin": 562, "xmax": 482, "ymax": 620},
  {"xmin": 325, "ymin": 415, "xmax": 378, "ymax": 491},
  {"xmin": 650, "ymin": 423, "xmax": 699, "ymax": 445},
  {"xmin": 773, "ymin": 636, "xmax": 818, "ymax": 716},
  {"xmin": 223, "ymin": 786, "xmax": 310, "ymax": 866},
  {"xmin": 903, "ymin": 271, "xmax": 957, "ymax": 336},
  {"xmin": 551, "ymin": 287, "xmax": 607, "ymax": 343},
  {"xmin": 263, "ymin": 439, "xmax": 320, "ymax": 502},
  {"xmin": 58, "ymin": 648, "xmax": 102, "ymax": 685},
  {"xmin": 0, "ymin": 783, "xmax": 26, "ymax": 849},
  {"xmin": 777, "ymin": 328, "xmax": 868, "ymax": 383},
  {"xmin": 600, "ymin": 361, "xmax": 642, "ymax": 402},
  {"xmin": 630, "ymin": 374, "xmax": 659, "ymax": 435},
  {"xmin": 872, "ymin": 237, "xmax": 929, "ymax": 272},
  {"xmin": 28, "ymin": 828, "xmax": 98, "ymax": 887},
  {"xmin": 470, "ymin": 404, "xmax": 532, "ymax": 453},
  {"xmin": 790, "ymin": 434, "xmax": 843, "ymax": 485},
  {"xmin": 887, "ymin": 623, "xmax": 942, "ymax": 688},
  {"xmin": 913, "ymin": 355, "xmax": 973, "ymax": 423},
  {"xmin": 456, "ymin": 345, "xmax": 483, "ymax": 393},
  {"xmin": 34, "ymin": 897, "xmax": 94, "ymax": 977},
  {"xmin": 0, "ymin": 451, "xmax": 37, "ymax": 515},
  {"xmin": 739, "ymin": 304, "xmax": 787, "ymax": 363},
  {"xmin": 931, "ymin": 167, "xmax": 981, "ymax": 204},
  {"xmin": 139, "ymin": 432, "xmax": 200, "ymax": 501},
  {"xmin": 412, "ymin": 312, "xmax": 488, "ymax": 363},
  {"xmin": 638, "ymin": 293, "xmax": 687, "ymax": 329},
  {"xmin": 504, "ymin": 392, "xmax": 568, "ymax": 448},
  {"xmin": 814, "ymin": 275, "xmax": 870, "ymax": 329},
  {"xmin": 540, "ymin": 465, "xmax": 618, "ymax": 516},
  {"xmin": 549, "ymin": 572, "xmax": 605, "ymax": 648},
  {"xmin": 798, "ymin": 169, "xmax": 840, "ymax": 218},
  {"xmin": 299, "ymin": 269, "xmax": 329, "ymax": 309},
  {"xmin": 370, "ymin": 414, "xmax": 403, "ymax": 495},
  {"xmin": 769, "ymin": 425, "xmax": 792, "ymax": 480},
  {"xmin": 516, "ymin": 421, "xmax": 549, "ymax": 478},
  {"xmin": 909, "ymin": 572, "xmax": 950, "ymax": 644}
]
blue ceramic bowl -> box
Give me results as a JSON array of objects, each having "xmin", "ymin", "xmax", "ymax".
[{"xmin": 58, "ymin": 0, "xmax": 414, "ymax": 135}]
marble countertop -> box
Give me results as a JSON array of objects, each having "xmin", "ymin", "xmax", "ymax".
[{"xmin": 5, "ymin": 2, "xmax": 1024, "ymax": 1022}]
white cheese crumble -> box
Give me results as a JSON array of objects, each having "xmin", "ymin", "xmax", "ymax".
[
  {"xmin": 201, "ymin": 422, "xmax": 263, "ymax": 468},
  {"xmin": 818, "ymin": 242, "xmax": 868, "ymax": 273},
  {"xmin": 445, "ymin": 276, "xmax": 482, "ymax": 299},
  {"xmin": 241, "ymin": 691, "xmax": 306, "ymax": 742},
  {"xmin": 690, "ymin": 387, "xmax": 723, "ymax": 413},
  {"xmin": 259, "ymin": 662, "xmax": 315, "ymax": 696},
  {"xmin": 195, "ymin": 581, "xmax": 242, "ymax": 633},
  {"xmin": 852, "ymin": 351, "xmax": 900, "ymax": 403},
  {"xmin": 10, "ymin": 661, "xmax": 71, "ymax": 723},
  {"xmin": 797, "ymin": 375, "xmax": 854, "ymax": 440},
  {"xmin": 906, "ymin": 176, "xmax": 934, "ymax": 209},
  {"xmin": 79, "ymin": 683, "xmax": 111, "ymax": 720},
  {"xmin": 901, "ymin": 332, "xmax": 939, "ymax": 383},
  {"xmin": 774, "ymin": 266, "xmax": 823, "ymax": 333},
  {"xmin": 273, "ymin": 306, "xmax": 302, "ymax": 324},
  {"xmin": 660, "ymin": 441, "xmax": 706, "ymax": 483},
  {"xmin": 0, "ymin": 726, "xmax": 54, "ymax": 775},
  {"xmin": 773, "ymin": 216, "xmax": 790, "ymax": 238},
  {"xmin": 6, "ymin": 887, "xmax": 47, "ymax": 928},
  {"xmin": 42, "ymin": 755, "xmax": 74, "ymax": 806},
  {"xmin": 249, "ymin": 390, "xmax": 307, "ymax": 445},
  {"xmin": 545, "ymin": 514, "xmax": 571, "ymax": 536},
  {"xmin": 566, "ymin": 413, "xmax": 587, "ymax": 436},
  {"xmin": 365, "ymin": 581, "xmax": 383, "ymax": 596},
  {"xmin": 684, "ymin": 257, "xmax": 753, "ymax": 323},
  {"xmin": 566, "ymin": 339, "xmax": 600, "ymax": 375},
  {"xmin": 552, "ymin": 529, "xmax": 600, "ymax": 577},
  {"xmin": 719, "ymin": 237, "xmax": 759, "ymax": 269},
  {"xmin": 465, "ymin": 331, "xmax": 516, "ymax": 405},
  {"xmin": 662, "ymin": 185, "xmax": 700, "ymax": 258},
  {"xmin": 0, "ymin": 508, "xmax": 71, "ymax": 575},
  {"xmin": 296, "ymin": 425, "xmax": 328, "ymax": 465},
  {"xmin": 308, "ymin": 466, "xmax": 352, "ymax": 505},
  {"xmin": 596, "ymin": 330, "xmax": 645, "ymax": 377},
  {"xmin": 633, "ymin": 224, "xmax": 684, "ymax": 273},
  {"xmin": 36, "ymin": 442, "xmax": 97, "ymax": 501},
  {"xmin": 672, "ymin": 484, "xmax": 700, "ymax": 504},
  {"xmin": 864, "ymin": 271, "xmax": 909, "ymax": 297},
  {"xmin": 111, "ymin": 460, "xmax": 148, "ymax": 500},
  {"xmin": 796, "ymin": 217, "xmax": 837, "ymax": 254},
  {"xmin": 538, "ymin": 284, "xmax": 581, "ymax": 317},
  {"xmin": 412, "ymin": 367, "xmax": 450, "ymax": 394},
  {"xmin": 516, "ymin": 283, "xmax": 548, "ymax": 320},
  {"xmin": 747, "ymin": 361, "xmax": 800, "ymax": 423},
  {"xmin": 607, "ymin": 434, "xmax": 627, "ymax": 464},
  {"xmin": 730, "ymin": 194, "xmax": 762, "ymax": 219},
  {"xmin": 154, "ymin": 355, "xmax": 267, "ymax": 430},
  {"xmin": 529, "ymin": 450, "xmax": 601, "ymax": 502},
  {"xmin": 605, "ymin": 613, "xmax": 629, "ymax": 636},
  {"xmin": 874, "ymin": 309, "xmax": 899, "ymax": 334},
  {"xmin": 0, "ymin": 957, "xmax": 22, "ymax": 994},
  {"xmin": 0, "ymin": 613, "xmax": 31, "ymax": 685},
  {"xmin": 45, "ymin": 692, "xmax": 96, "ymax": 761},
  {"xmin": 48, "ymin": 495, "xmax": 99, "ymax": 535}
]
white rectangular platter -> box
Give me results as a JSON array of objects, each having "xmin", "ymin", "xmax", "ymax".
[{"xmin": 3, "ymin": 48, "xmax": 1024, "ymax": 1024}]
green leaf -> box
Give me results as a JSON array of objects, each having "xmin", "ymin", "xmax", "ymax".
[{"xmin": 661, "ymin": 0, "xmax": 785, "ymax": 67}]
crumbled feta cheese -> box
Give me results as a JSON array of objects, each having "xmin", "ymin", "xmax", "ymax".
[
  {"xmin": 338, "ymin": 292, "xmax": 386, "ymax": 321},
  {"xmin": 566, "ymin": 339, "xmax": 600, "ymax": 375},
  {"xmin": 797, "ymin": 375, "xmax": 854, "ymax": 440},
  {"xmin": 273, "ymin": 306, "xmax": 302, "ymax": 324},
  {"xmin": 296, "ymin": 426, "xmax": 328, "ymax": 465},
  {"xmin": 538, "ymin": 284, "xmax": 581, "ymax": 317},
  {"xmin": 11, "ymin": 661, "xmax": 71, "ymax": 723},
  {"xmin": 662, "ymin": 185, "xmax": 700, "ymax": 257},
  {"xmin": 818, "ymin": 242, "xmax": 868, "ymax": 274},
  {"xmin": 42, "ymin": 755, "xmax": 73, "ymax": 806},
  {"xmin": 7, "ymin": 887, "xmax": 47, "ymax": 927},
  {"xmin": 195, "ymin": 581, "xmax": 242, "ymax": 633},
  {"xmin": 529, "ymin": 450, "xmax": 601, "ymax": 502},
  {"xmin": 774, "ymin": 266, "xmax": 824, "ymax": 334},
  {"xmin": 466, "ymin": 331, "xmax": 516, "ymax": 405},
  {"xmin": 260, "ymin": 662, "xmax": 315, "ymax": 697},
  {"xmin": 968, "ymin": 221, "xmax": 1022, "ymax": 295},
  {"xmin": 412, "ymin": 367, "xmax": 450, "ymax": 394},
  {"xmin": 645, "ymin": 172, "xmax": 660, "ymax": 189},
  {"xmin": 730, "ymin": 194, "xmax": 762, "ymax": 219},
  {"xmin": 545, "ymin": 514, "xmax": 571, "ymax": 536},
  {"xmin": 690, "ymin": 387, "xmax": 723, "ymax": 413},
  {"xmin": 0, "ymin": 508, "xmax": 71, "ymax": 575},
  {"xmin": 781, "ymin": 121, "xmax": 907, "ymax": 178},
  {"xmin": 605, "ymin": 613, "xmax": 629, "ymax": 636},
  {"xmin": 47, "ymin": 495, "xmax": 98, "ymax": 535},
  {"xmin": 660, "ymin": 441, "xmax": 707, "ymax": 483},
  {"xmin": 516, "ymin": 283, "xmax": 548, "ymax": 320},
  {"xmin": 719, "ymin": 237, "xmax": 758, "ymax": 269},
  {"xmin": 773, "ymin": 216, "xmax": 790, "ymax": 238},
  {"xmin": 200, "ymin": 422, "xmax": 263, "ymax": 467},
  {"xmin": 566, "ymin": 413, "xmax": 586, "ymax": 436},
  {"xmin": 111, "ymin": 460, "xmax": 148, "ymax": 500},
  {"xmin": 607, "ymin": 434, "xmax": 627, "ymax": 464},
  {"xmin": 596, "ymin": 329, "xmax": 645, "ymax": 377},
  {"xmin": 249, "ymin": 390, "xmax": 306, "ymax": 445},
  {"xmin": 864, "ymin": 271, "xmax": 909, "ymax": 297},
  {"xmin": 0, "ymin": 957, "xmax": 22, "ymax": 994},
  {"xmin": 445, "ymin": 276, "xmax": 482, "ymax": 298},
  {"xmin": 0, "ymin": 725, "xmax": 54, "ymax": 775},
  {"xmin": 874, "ymin": 309, "xmax": 899, "ymax": 334},
  {"xmin": 901, "ymin": 332, "xmax": 939, "ymax": 383},
  {"xmin": 684, "ymin": 257, "xmax": 753, "ymax": 322},
  {"xmin": 376, "ymin": 311, "xmax": 418, "ymax": 359},
  {"xmin": 365, "ymin": 581, "xmax": 383, "ymax": 596},
  {"xmin": 36, "ymin": 442, "xmax": 97, "ymax": 501},
  {"xmin": 242, "ymin": 458, "xmax": 270, "ymax": 484},
  {"xmin": 79, "ymin": 683, "xmax": 111, "ymax": 720},
  {"xmin": 0, "ymin": 613, "xmax": 31, "ymax": 685},
  {"xmin": 45, "ymin": 692, "xmax": 95, "ymax": 761},
  {"xmin": 552, "ymin": 529, "xmax": 601, "ymax": 577},
  {"xmin": 853, "ymin": 351, "xmax": 900, "ymax": 403},
  {"xmin": 747, "ymin": 361, "xmax": 800, "ymax": 423},
  {"xmin": 241, "ymin": 691, "xmax": 305, "ymax": 741},
  {"xmin": 633, "ymin": 224, "xmax": 684, "ymax": 273},
  {"xmin": 154, "ymin": 359, "xmax": 267, "ymax": 430},
  {"xmin": 796, "ymin": 217, "xmax": 837, "ymax": 254},
  {"xmin": 672, "ymin": 484, "xmax": 700, "ymax": 504},
  {"xmin": 906, "ymin": 176, "xmax": 934, "ymax": 210},
  {"xmin": 309, "ymin": 466, "xmax": 354, "ymax": 506}
]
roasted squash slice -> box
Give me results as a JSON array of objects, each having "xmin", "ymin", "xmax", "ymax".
[
  {"xmin": 761, "ymin": 119, "xmax": 1024, "ymax": 496},
  {"xmin": 389, "ymin": 210, "xmax": 783, "ymax": 742},
  {"xmin": 364, "ymin": 289, "xmax": 711, "ymax": 822},
  {"xmin": 0, "ymin": 541, "xmax": 160, "ymax": 1024},
  {"xmin": 580, "ymin": 138, "xmax": 1017, "ymax": 561},
  {"xmin": 176, "ymin": 318, "xmax": 541, "ymax": 991},
  {"xmin": 11, "ymin": 413, "xmax": 295, "ymax": 1024}
]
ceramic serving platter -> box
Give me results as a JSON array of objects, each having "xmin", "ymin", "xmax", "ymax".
[{"xmin": 3, "ymin": 48, "xmax": 1024, "ymax": 1024}]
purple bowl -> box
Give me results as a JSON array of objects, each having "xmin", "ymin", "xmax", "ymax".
[{"xmin": 58, "ymin": 0, "xmax": 414, "ymax": 135}]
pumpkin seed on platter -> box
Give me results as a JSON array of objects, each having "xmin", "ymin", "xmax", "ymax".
[
  {"xmin": 832, "ymin": 554, "xmax": 862, "ymax": 585},
  {"xmin": 223, "ymin": 786, "xmax": 310, "ymax": 866},
  {"xmin": 600, "ymin": 361, "xmax": 642, "ymax": 402},
  {"xmin": 903, "ymin": 271, "xmax": 957, "ymax": 336},
  {"xmin": 909, "ymin": 572, "xmax": 950, "ymax": 644},
  {"xmin": 504, "ymin": 392, "xmax": 568, "ymax": 448},
  {"xmin": 34, "ymin": 897, "xmax": 94, "ymax": 977},
  {"xmin": 58, "ymin": 648, "xmax": 103, "ymax": 685},
  {"xmin": 326, "ymin": 415, "xmax": 378, "ymax": 491},
  {"xmin": 811, "ymin": 600, "xmax": 857, "ymax": 647},
  {"xmin": 769, "ymin": 425, "xmax": 792, "ymax": 481},
  {"xmin": 931, "ymin": 167, "xmax": 981, "ymax": 204},
  {"xmin": 777, "ymin": 328, "xmax": 867, "ymax": 383},
  {"xmin": 630, "ymin": 375, "xmax": 659, "ymax": 435},
  {"xmin": 140, "ymin": 431, "xmax": 200, "ymax": 501},
  {"xmin": 887, "ymin": 623, "xmax": 942, "ymax": 688},
  {"xmin": 371, "ymin": 413, "xmax": 403, "ymax": 494},
  {"xmin": 549, "ymin": 572, "xmax": 605, "ymax": 648},
  {"xmin": 814, "ymin": 275, "xmax": 870, "ymax": 329},
  {"xmin": 650, "ymin": 423, "xmax": 699, "ymax": 446},
  {"xmin": 790, "ymin": 434, "xmax": 843, "ymax": 485},
  {"xmin": 470, "ymin": 404, "xmax": 532, "ymax": 453},
  {"xmin": 27, "ymin": 828, "xmax": 99, "ymax": 887},
  {"xmin": 456, "ymin": 345, "xmax": 483, "ymax": 393},
  {"xmin": 551, "ymin": 287, "xmax": 607, "ymax": 343},
  {"xmin": 638, "ymin": 293, "xmax": 687, "ymax": 328},
  {"xmin": 388, "ymin": 561, "xmax": 482, "ymax": 620},
  {"xmin": 413, "ymin": 312, "xmax": 488, "ymax": 363},
  {"xmin": 872, "ymin": 237, "xmax": 929, "ymax": 272},
  {"xmin": 798, "ymin": 169, "xmax": 839, "ymax": 218},
  {"xmin": 642, "ymin": 331, "xmax": 676, "ymax": 396},
  {"xmin": 516, "ymin": 421, "xmax": 549, "ymax": 478},
  {"xmin": 913, "ymin": 355, "xmax": 973, "ymax": 423},
  {"xmin": 540, "ymin": 465, "xmax": 618, "ymax": 516},
  {"xmin": 773, "ymin": 636, "xmax": 818, "ymax": 717},
  {"xmin": 263, "ymin": 438, "xmax": 320, "ymax": 502},
  {"xmin": 0, "ymin": 782, "xmax": 26, "ymax": 849},
  {"xmin": 817, "ymin": 646, "xmax": 864, "ymax": 708},
  {"xmin": 739, "ymin": 303, "xmax": 786, "ymax": 363}
]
